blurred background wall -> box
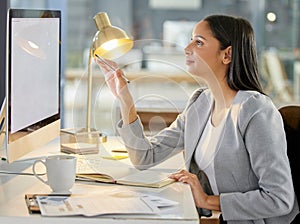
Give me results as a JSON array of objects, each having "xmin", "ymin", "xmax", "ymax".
[{"xmin": 3, "ymin": 0, "xmax": 300, "ymax": 135}]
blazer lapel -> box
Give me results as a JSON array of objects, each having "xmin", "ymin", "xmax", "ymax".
[{"xmin": 184, "ymin": 92, "xmax": 212, "ymax": 167}]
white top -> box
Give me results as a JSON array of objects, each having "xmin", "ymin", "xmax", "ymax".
[{"xmin": 194, "ymin": 112, "xmax": 227, "ymax": 195}]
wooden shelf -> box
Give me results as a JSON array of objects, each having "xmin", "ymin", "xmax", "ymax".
[{"xmin": 65, "ymin": 68, "xmax": 202, "ymax": 83}]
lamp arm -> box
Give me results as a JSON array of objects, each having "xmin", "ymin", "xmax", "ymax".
[{"xmin": 86, "ymin": 46, "xmax": 93, "ymax": 132}]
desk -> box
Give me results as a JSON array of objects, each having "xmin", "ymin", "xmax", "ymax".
[{"xmin": 0, "ymin": 137, "xmax": 199, "ymax": 224}]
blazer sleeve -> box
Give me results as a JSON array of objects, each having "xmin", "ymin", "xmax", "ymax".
[{"xmin": 116, "ymin": 88, "xmax": 204, "ymax": 170}]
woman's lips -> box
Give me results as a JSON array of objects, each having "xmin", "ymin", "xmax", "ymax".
[{"xmin": 185, "ymin": 59, "xmax": 194, "ymax": 65}]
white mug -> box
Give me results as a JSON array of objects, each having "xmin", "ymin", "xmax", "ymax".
[{"xmin": 32, "ymin": 155, "xmax": 77, "ymax": 193}]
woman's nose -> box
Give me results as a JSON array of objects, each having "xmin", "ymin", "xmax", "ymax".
[{"xmin": 184, "ymin": 46, "xmax": 191, "ymax": 55}]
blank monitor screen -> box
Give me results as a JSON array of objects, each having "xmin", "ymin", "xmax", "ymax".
[{"xmin": 6, "ymin": 9, "xmax": 61, "ymax": 162}]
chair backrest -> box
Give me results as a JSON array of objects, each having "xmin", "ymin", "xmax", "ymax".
[{"xmin": 278, "ymin": 105, "xmax": 300, "ymax": 223}]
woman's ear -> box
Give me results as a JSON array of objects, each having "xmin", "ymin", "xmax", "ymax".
[{"xmin": 222, "ymin": 46, "xmax": 232, "ymax": 64}]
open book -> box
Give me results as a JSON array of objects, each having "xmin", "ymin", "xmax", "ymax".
[
  {"xmin": 76, "ymin": 169, "xmax": 175, "ymax": 188},
  {"xmin": 75, "ymin": 155, "xmax": 176, "ymax": 188},
  {"xmin": 73, "ymin": 144, "xmax": 188, "ymax": 188}
]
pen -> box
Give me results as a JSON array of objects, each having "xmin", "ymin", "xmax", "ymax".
[
  {"xmin": 111, "ymin": 149, "xmax": 128, "ymax": 153},
  {"xmin": 95, "ymin": 54, "xmax": 130, "ymax": 83}
]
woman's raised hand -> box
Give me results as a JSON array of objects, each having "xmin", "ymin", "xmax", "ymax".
[
  {"xmin": 94, "ymin": 57, "xmax": 129, "ymax": 99},
  {"xmin": 95, "ymin": 57, "xmax": 138, "ymax": 124}
]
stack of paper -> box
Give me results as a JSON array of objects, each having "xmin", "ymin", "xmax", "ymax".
[{"xmin": 61, "ymin": 143, "xmax": 99, "ymax": 155}]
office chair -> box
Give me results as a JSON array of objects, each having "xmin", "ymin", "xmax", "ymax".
[{"xmin": 279, "ymin": 105, "xmax": 300, "ymax": 224}]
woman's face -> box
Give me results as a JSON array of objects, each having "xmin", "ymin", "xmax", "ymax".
[{"xmin": 184, "ymin": 20, "xmax": 225, "ymax": 82}]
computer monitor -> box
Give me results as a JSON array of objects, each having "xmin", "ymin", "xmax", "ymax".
[{"xmin": 4, "ymin": 8, "xmax": 61, "ymax": 163}]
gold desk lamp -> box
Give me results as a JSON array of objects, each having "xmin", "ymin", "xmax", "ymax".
[{"xmin": 86, "ymin": 12, "xmax": 133, "ymax": 140}]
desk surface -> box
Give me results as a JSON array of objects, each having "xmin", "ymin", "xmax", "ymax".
[{"xmin": 0, "ymin": 137, "xmax": 199, "ymax": 224}]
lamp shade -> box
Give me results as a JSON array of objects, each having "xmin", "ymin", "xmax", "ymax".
[{"xmin": 92, "ymin": 12, "xmax": 133, "ymax": 59}]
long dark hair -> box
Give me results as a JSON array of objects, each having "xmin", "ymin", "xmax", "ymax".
[{"xmin": 204, "ymin": 15, "xmax": 264, "ymax": 94}]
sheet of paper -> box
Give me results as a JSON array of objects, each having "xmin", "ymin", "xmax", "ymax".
[
  {"xmin": 36, "ymin": 192, "xmax": 160, "ymax": 217},
  {"xmin": 117, "ymin": 169, "xmax": 172, "ymax": 184},
  {"xmin": 68, "ymin": 194, "xmax": 159, "ymax": 217},
  {"xmin": 37, "ymin": 196, "xmax": 78, "ymax": 216},
  {"xmin": 110, "ymin": 191, "xmax": 179, "ymax": 207},
  {"xmin": 140, "ymin": 194, "xmax": 179, "ymax": 207}
]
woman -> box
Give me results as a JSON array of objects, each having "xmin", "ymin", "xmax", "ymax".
[{"xmin": 96, "ymin": 15, "xmax": 299, "ymax": 223}]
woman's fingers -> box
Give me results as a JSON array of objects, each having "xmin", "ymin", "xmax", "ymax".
[
  {"xmin": 95, "ymin": 58, "xmax": 126, "ymax": 84},
  {"xmin": 170, "ymin": 170, "xmax": 193, "ymax": 181},
  {"xmin": 169, "ymin": 170, "xmax": 208, "ymax": 208},
  {"xmin": 94, "ymin": 57, "xmax": 118, "ymax": 72},
  {"xmin": 169, "ymin": 170, "xmax": 200, "ymax": 186}
]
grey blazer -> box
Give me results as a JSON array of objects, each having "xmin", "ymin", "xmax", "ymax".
[{"xmin": 117, "ymin": 88, "xmax": 299, "ymax": 224}]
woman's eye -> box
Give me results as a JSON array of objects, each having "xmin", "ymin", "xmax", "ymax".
[
  {"xmin": 190, "ymin": 38, "xmax": 204, "ymax": 47},
  {"xmin": 196, "ymin": 40, "xmax": 203, "ymax": 46}
]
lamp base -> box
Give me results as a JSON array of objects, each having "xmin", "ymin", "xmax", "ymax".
[{"xmin": 60, "ymin": 128, "xmax": 107, "ymax": 155}]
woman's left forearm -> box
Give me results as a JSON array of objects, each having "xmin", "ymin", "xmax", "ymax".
[{"xmin": 202, "ymin": 195, "xmax": 221, "ymax": 211}]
